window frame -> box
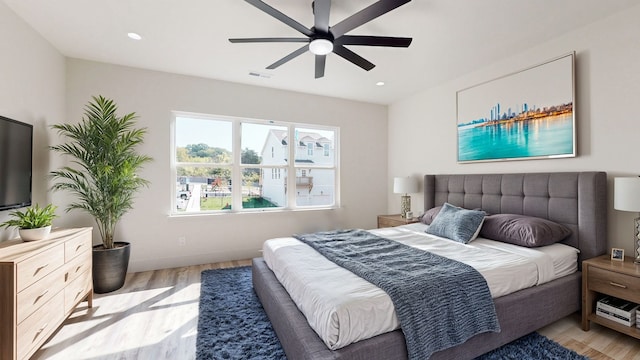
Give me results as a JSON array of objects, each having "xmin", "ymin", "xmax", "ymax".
[{"xmin": 171, "ymin": 111, "xmax": 340, "ymax": 215}]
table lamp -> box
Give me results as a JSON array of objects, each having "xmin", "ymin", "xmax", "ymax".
[
  {"xmin": 393, "ymin": 176, "xmax": 418, "ymax": 218},
  {"xmin": 614, "ymin": 177, "xmax": 640, "ymax": 264}
]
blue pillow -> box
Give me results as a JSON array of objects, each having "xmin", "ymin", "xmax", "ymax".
[{"xmin": 425, "ymin": 203, "xmax": 486, "ymax": 243}]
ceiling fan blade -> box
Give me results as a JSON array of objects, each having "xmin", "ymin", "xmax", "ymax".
[
  {"xmin": 266, "ymin": 45, "xmax": 310, "ymax": 70},
  {"xmin": 313, "ymin": 0, "xmax": 332, "ymax": 33},
  {"xmin": 336, "ymin": 35, "xmax": 412, "ymax": 47},
  {"xmin": 229, "ymin": 37, "xmax": 309, "ymax": 43},
  {"xmin": 245, "ymin": 0, "xmax": 313, "ymax": 37},
  {"xmin": 315, "ymin": 55, "xmax": 326, "ymax": 78},
  {"xmin": 330, "ymin": 0, "xmax": 411, "ymax": 38},
  {"xmin": 333, "ymin": 45, "xmax": 375, "ymax": 71}
]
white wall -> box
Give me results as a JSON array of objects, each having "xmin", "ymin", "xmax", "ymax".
[
  {"xmin": 0, "ymin": 3, "xmax": 65, "ymax": 242},
  {"xmin": 388, "ymin": 4, "xmax": 640, "ymax": 255},
  {"xmin": 63, "ymin": 59, "xmax": 388, "ymax": 272}
]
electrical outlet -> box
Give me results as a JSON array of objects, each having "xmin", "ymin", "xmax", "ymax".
[{"xmin": 178, "ymin": 236, "xmax": 187, "ymax": 246}]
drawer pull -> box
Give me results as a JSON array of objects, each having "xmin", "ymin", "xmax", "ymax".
[
  {"xmin": 34, "ymin": 290, "xmax": 49, "ymax": 303},
  {"xmin": 75, "ymin": 244, "xmax": 84, "ymax": 251},
  {"xmin": 33, "ymin": 323, "xmax": 48, "ymax": 340},
  {"xmin": 34, "ymin": 264, "xmax": 49, "ymax": 275},
  {"xmin": 609, "ymin": 281, "xmax": 628, "ymax": 289},
  {"xmin": 76, "ymin": 265, "xmax": 83, "ymax": 273}
]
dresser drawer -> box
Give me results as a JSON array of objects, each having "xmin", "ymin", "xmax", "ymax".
[
  {"xmin": 65, "ymin": 249, "xmax": 92, "ymax": 284},
  {"xmin": 65, "ymin": 231, "xmax": 91, "ymax": 261},
  {"xmin": 16, "ymin": 292, "xmax": 64, "ymax": 360},
  {"xmin": 588, "ymin": 266, "xmax": 640, "ymax": 303},
  {"xmin": 16, "ymin": 244, "xmax": 65, "ymax": 292},
  {"xmin": 65, "ymin": 270, "xmax": 92, "ymax": 314},
  {"xmin": 16, "ymin": 267, "xmax": 65, "ymax": 324}
]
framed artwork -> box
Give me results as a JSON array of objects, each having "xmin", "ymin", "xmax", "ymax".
[
  {"xmin": 611, "ymin": 248, "xmax": 625, "ymax": 261},
  {"xmin": 457, "ymin": 52, "xmax": 576, "ymax": 163}
]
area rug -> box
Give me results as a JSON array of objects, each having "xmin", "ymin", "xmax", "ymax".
[
  {"xmin": 196, "ymin": 266, "xmax": 588, "ymax": 360},
  {"xmin": 196, "ymin": 266, "xmax": 286, "ymax": 360}
]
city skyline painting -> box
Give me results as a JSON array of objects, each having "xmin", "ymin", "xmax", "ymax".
[{"xmin": 456, "ymin": 52, "xmax": 576, "ymax": 163}]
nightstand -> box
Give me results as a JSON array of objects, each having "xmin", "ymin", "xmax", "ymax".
[
  {"xmin": 377, "ymin": 214, "xmax": 419, "ymax": 228},
  {"xmin": 582, "ymin": 254, "xmax": 640, "ymax": 339}
]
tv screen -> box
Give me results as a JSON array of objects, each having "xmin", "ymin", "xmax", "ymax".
[{"xmin": 0, "ymin": 115, "xmax": 33, "ymax": 211}]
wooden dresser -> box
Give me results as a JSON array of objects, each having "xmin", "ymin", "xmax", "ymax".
[{"xmin": 0, "ymin": 227, "xmax": 93, "ymax": 360}]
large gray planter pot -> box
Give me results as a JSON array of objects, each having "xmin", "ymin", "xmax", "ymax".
[{"xmin": 92, "ymin": 242, "xmax": 130, "ymax": 294}]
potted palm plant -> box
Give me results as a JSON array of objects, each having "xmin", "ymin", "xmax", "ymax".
[
  {"xmin": 0, "ymin": 203, "xmax": 57, "ymax": 241},
  {"xmin": 50, "ymin": 95, "xmax": 152, "ymax": 293}
]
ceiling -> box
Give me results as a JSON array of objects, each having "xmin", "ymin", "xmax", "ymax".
[{"xmin": 5, "ymin": 0, "xmax": 639, "ymax": 105}]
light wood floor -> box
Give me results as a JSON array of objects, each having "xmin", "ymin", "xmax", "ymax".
[{"xmin": 31, "ymin": 260, "xmax": 640, "ymax": 360}]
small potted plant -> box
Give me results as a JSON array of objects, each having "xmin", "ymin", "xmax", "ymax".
[{"xmin": 0, "ymin": 203, "xmax": 58, "ymax": 241}]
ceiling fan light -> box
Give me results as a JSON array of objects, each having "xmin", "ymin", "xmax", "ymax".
[{"xmin": 309, "ymin": 39, "xmax": 333, "ymax": 55}]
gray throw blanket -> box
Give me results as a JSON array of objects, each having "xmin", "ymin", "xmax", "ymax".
[{"xmin": 294, "ymin": 229, "xmax": 500, "ymax": 360}]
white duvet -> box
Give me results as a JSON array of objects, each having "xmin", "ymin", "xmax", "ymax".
[{"xmin": 262, "ymin": 223, "xmax": 579, "ymax": 350}]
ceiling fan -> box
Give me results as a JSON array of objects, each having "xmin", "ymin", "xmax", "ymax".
[{"xmin": 229, "ymin": 0, "xmax": 413, "ymax": 79}]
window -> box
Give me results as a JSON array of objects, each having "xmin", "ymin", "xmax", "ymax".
[{"xmin": 173, "ymin": 113, "xmax": 338, "ymax": 214}]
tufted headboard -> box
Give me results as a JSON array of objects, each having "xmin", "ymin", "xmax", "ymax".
[{"xmin": 423, "ymin": 172, "xmax": 607, "ymax": 264}]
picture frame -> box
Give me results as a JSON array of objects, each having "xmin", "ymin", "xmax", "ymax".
[
  {"xmin": 456, "ymin": 52, "xmax": 576, "ymax": 163},
  {"xmin": 611, "ymin": 248, "xmax": 625, "ymax": 261}
]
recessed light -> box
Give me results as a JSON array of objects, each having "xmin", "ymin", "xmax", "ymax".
[
  {"xmin": 376, "ymin": 81, "xmax": 385, "ymax": 86},
  {"xmin": 127, "ymin": 32, "xmax": 142, "ymax": 40}
]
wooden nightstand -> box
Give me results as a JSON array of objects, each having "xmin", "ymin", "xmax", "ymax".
[
  {"xmin": 582, "ymin": 254, "xmax": 640, "ymax": 339},
  {"xmin": 377, "ymin": 214, "xmax": 420, "ymax": 228}
]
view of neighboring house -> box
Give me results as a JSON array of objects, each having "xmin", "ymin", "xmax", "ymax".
[{"xmin": 261, "ymin": 129, "xmax": 335, "ymax": 207}]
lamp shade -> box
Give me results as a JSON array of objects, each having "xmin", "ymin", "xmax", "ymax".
[
  {"xmin": 393, "ymin": 177, "xmax": 418, "ymax": 194},
  {"xmin": 614, "ymin": 177, "xmax": 640, "ymax": 212}
]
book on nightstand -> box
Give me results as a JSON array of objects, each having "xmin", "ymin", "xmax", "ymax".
[{"xmin": 596, "ymin": 296, "xmax": 639, "ymax": 327}]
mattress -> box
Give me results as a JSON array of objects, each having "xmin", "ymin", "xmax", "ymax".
[{"xmin": 262, "ymin": 223, "xmax": 579, "ymax": 350}]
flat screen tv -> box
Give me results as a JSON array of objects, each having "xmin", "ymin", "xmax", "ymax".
[{"xmin": 0, "ymin": 115, "xmax": 33, "ymax": 211}]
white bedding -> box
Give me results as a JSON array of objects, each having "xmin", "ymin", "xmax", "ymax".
[{"xmin": 262, "ymin": 223, "xmax": 579, "ymax": 350}]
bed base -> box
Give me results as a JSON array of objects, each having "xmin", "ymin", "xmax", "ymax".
[{"xmin": 253, "ymin": 257, "xmax": 581, "ymax": 360}]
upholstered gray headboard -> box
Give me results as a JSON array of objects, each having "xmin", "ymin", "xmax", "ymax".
[{"xmin": 423, "ymin": 172, "xmax": 607, "ymax": 264}]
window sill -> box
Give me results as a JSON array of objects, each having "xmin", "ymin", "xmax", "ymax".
[{"xmin": 168, "ymin": 206, "xmax": 339, "ymax": 218}]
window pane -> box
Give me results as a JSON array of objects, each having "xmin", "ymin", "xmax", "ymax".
[
  {"xmin": 241, "ymin": 167, "xmax": 282, "ymax": 209},
  {"xmin": 176, "ymin": 166, "xmax": 231, "ymax": 212},
  {"xmin": 176, "ymin": 117, "xmax": 232, "ymax": 164},
  {"xmin": 294, "ymin": 127, "xmax": 335, "ymax": 166},
  {"xmin": 242, "ymin": 123, "xmax": 287, "ymax": 165},
  {"xmin": 295, "ymin": 169, "xmax": 334, "ymax": 207},
  {"xmin": 260, "ymin": 167, "xmax": 288, "ymax": 207}
]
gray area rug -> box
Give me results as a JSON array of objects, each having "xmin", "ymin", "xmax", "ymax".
[{"xmin": 196, "ymin": 266, "xmax": 589, "ymax": 360}]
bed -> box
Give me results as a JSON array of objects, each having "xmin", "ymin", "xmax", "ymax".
[{"xmin": 252, "ymin": 172, "xmax": 607, "ymax": 360}]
